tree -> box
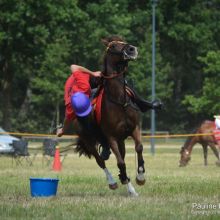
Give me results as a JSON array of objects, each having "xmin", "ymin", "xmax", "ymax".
[
  {"xmin": 158, "ymin": 0, "xmax": 220, "ymax": 131},
  {"xmin": 1, "ymin": 0, "xmax": 220, "ymax": 133},
  {"xmin": 0, "ymin": 0, "xmax": 90, "ymax": 132},
  {"xmin": 184, "ymin": 51, "xmax": 220, "ymax": 117},
  {"xmin": 0, "ymin": 0, "xmax": 53, "ymax": 130}
]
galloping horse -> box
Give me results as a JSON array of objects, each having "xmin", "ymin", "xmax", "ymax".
[
  {"xmin": 179, "ymin": 120, "xmax": 220, "ymax": 167},
  {"xmin": 75, "ymin": 36, "xmax": 145, "ymax": 196}
]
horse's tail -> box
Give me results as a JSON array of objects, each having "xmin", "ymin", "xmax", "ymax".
[{"xmin": 74, "ymin": 135, "xmax": 97, "ymax": 158}]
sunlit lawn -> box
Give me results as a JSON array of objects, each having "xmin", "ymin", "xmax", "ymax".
[{"xmin": 0, "ymin": 141, "xmax": 220, "ymax": 220}]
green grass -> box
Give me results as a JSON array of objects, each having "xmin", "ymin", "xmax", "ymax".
[{"xmin": 0, "ymin": 143, "xmax": 220, "ymax": 220}]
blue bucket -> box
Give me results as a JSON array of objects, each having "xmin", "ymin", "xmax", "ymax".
[{"xmin": 30, "ymin": 177, "xmax": 59, "ymax": 197}]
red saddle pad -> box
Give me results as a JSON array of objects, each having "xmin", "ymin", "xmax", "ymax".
[
  {"xmin": 213, "ymin": 129, "xmax": 220, "ymax": 141},
  {"xmin": 92, "ymin": 89, "xmax": 104, "ymax": 125}
]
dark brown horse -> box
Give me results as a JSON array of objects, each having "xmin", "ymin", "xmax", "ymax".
[
  {"xmin": 100, "ymin": 36, "xmax": 146, "ymax": 194},
  {"xmin": 75, "ymin": 36, "xmax": 145, "ymax": 196},
  {"xmin": 179, "ymin": 120, "xmax": 220, "ymax": 167}
]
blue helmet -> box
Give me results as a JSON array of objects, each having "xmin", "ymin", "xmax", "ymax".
[{"xmin": 71, "ymin": 92, "xmax": 92, "ymax": 117}]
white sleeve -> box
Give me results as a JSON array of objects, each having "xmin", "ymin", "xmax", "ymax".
[{"xmin": 215, "ymin": 118, "xmax": 220, "ymax": 129}]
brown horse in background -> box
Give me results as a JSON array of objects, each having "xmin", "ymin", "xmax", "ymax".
[
  {"xmin": 179, "ymin": 120, "xmax": 220, "ymax": 167},
  {"xmin": 75, "ymin": 36, "xmax": 145, "ymax": 196}
]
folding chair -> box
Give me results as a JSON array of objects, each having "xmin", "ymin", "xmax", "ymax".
[
  {"xmin": 42, "ymin": 138, "xmax": 57, "ymax": 166},
  {"xmin": 12, "ymin": 139, "xmax": 34, "ymax": 166},
  {"xmin": 42, "ymin": 138, "xmax": 69, "ymax": 166}
]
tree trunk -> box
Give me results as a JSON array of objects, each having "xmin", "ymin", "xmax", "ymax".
[
  {"xmin": 1, "ymin": 60, "xmax": 12, "ymax": 130},
  {"xmin": 18, "ymin": 87, "xmax": 31, "ymax": 117}
]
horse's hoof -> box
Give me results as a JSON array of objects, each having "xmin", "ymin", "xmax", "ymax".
[
  {"xmin": 179, "ymin": 163, "xmax": 187, "ymax": 167},
  {"xmin": 128, "ymin": 191, "xmax": 139, "ymax": 197},
  {"xmin": 109, "ymin": 182, "xmax": 118, "ymax": 190},
  {"xmin": 136, "ymin": 177, "xmax": 145, "ymax": 186}
]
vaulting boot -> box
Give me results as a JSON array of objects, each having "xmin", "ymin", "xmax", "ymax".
[{"xmin": 126, "ymin": 86, "xmax": 163, "ymax": 112}]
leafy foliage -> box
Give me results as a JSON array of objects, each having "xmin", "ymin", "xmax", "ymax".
[
  {"xmin": 184, "ymin": 51, "xmax": 220, "ymax": 116},
  {"xmin": 0, "ymin": 0, "xmax": 220, "ymax": 133}
]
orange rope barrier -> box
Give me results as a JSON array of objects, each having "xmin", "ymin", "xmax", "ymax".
[
  {"xmin": 0, "ymin": 131, "xmax": 214, "ymax": 139},
  {"xmin": 0, "ymin": 132, "xmax": 77, "ymax": 138},
  {"xmin": 142, "ymin": 133, "xmax": 214, "ymax": 138}
]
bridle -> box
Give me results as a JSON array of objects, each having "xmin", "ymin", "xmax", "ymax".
[
  {"xmin": 101, "ymin": 41, "xmax": 136, "ymax": 109},
  {"xmin": 180, "ymin": 146, "xmax": 190, "ymax": 156},
  {"xmin": 102, "ymin": 41, "xmax": 129, "ymax": 79},
  {"xmin": 184, "ymin": 149, "xmax": 190, "ymax": 156},
  {"xmin": 105, "ymin": 40, "xmax": 128, "ymax": 55}
]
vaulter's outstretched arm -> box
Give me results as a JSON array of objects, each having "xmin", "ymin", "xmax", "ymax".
[{"xmin": 70, "ymin": 64, "xmax": 101, "ymax": 78}]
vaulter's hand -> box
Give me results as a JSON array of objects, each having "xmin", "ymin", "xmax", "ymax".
[
  {"xmin": 56, "ymin": 127, "xmax": 64, "ymax": 137},
  {"xmin": 93, "ymin": 71, "xmax": 102, "ymax": 77}
]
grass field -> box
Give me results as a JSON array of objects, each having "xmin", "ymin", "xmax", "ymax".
[{"xmin": 0, "ymin": 140, "xmax": 220, "ymax": 220}]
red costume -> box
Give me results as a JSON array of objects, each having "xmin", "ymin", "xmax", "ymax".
[{"xmin": 64, "ymin": 70, "xmax": 91, "ymax": 121}]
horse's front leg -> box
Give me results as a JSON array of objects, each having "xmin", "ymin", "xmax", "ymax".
[
  {"xmin": 109, "ymin": 138, "xmax": 128, "ymax": 184},
  {"xmin": 109, "ymin": 138, "xmax": 138, "ymax": 196},
  {"xmin": 132, "ymin": 126, "xmax": 146, "ymax": 185}
]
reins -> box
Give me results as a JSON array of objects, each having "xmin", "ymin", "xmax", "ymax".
[
  {"xmin": 105, "ymin": 40, "xmax": 127, "ymax": 54},
  {"xmin": 101, "ymin": 68, "xmax": 126, "ymax": 79}
]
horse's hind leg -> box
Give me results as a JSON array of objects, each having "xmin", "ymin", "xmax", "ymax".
[
  {"xmin": 217, "ymin": 149, "xmax": 220, "ymax": 167},
  {"xmin": 202, "ymin": 144, "xmax": 208, "ymax": 166},
  {"xmin": 132, "ymin": 126, "xmax": 145, "ymax": 185},
  {"xmin": 211, "ymin": 143, "xmax": 220, "ymax": 166},
  {"xmin": 208, "ymin": 143, "xmax": 220, "ymax": 166},
  {"xmin": 92, "ymin": 149, "xmax": 118, "ymax": 190}
]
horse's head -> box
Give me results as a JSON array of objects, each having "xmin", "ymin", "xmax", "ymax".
[
  {"xmin": 179, "ymin": 146, "xmax": 191, "ymax": 167},
  {"xmin": 102, "ymin": 36, "xmax": 138, "ymax": 63}
]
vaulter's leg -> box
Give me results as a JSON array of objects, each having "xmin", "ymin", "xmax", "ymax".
[
  {"xmin": 126, "ymin": 85, "xmax": 163, "ymax": 112},
  {"xmin": 71, "ymin": 92, "xmax": 111, "ymax": 160}
]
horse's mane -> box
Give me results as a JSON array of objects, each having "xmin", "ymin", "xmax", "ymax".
[
  {"xmin": 180, "ymin": 122, "xmax": 203, "ymax": 153},
  {"xmin": 181, "ymin": 136, "xmax": 193, "ymax": 153}
]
